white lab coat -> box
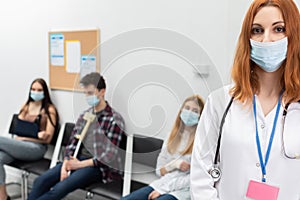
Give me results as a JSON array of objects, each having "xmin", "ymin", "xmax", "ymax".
[{"xmin": 190, "ymin": 85, "xmax": 300, "ymax": 200}]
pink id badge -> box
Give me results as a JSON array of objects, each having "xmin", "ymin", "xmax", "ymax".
[{"xmin": 246, "ymin": 180, "xmax": 279, "ymax": 200}]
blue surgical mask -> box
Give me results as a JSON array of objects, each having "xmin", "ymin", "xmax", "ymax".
[
  {"xmin": 30, "ymin": 91, "xmax": 44, "ymax": 101},
  {"xmin": 180, "ymin": 109, "xmax": 200, "ymax": 126},
  {"xmin": 250, "ymin": 37, "xmax": 288, "ymax": 72},
  {"xmin": 86, "ymin": 95, "xmax": 100, "ymax": 107}
]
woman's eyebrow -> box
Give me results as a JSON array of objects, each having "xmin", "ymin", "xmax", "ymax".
[
  {"xmin": 252, "ymin": 23, "xmax": 262, "ymax": 26},
  {"xmin": 272, "ymin": 21, "xmax": 285, "ymax": 26}
]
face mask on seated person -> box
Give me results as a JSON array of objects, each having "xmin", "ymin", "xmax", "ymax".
[
  {"xmin": 86, "ymin": 95, "xmax": 100, "ymax": 107},
  {"xmin": 180, "ymin": 109, "xmax": 200, "ymax": 126},
  {"xmin": 250, "ymin": 37, "xmax": 288, "ymax": 72},
  {"xmin": 30, "ymin": 91, "xmax": 44, "ymax": 101}
]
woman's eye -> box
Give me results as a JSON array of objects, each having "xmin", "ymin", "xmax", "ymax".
[
  {"xmin": 192, "ymin": 110, "xmax": 199, "ymax": 114},
  {"xmin": 184, "ymin": 106, "xmax": 190, "ymax": 110},
  {"xmin": 275, "ymin": 26, "xmax": 286, "ymax": 33},
  {"xmin": 251, "ymin": 27, "xmax": 263, "ymax": 34},
  {"xmin": 31, "ymin": 88, "xmax": 43, "ymax": 92}
]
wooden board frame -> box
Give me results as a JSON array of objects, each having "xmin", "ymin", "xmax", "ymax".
[{"xmin": 49, "ymin": 29, "xmax": 100, "ymax": 91}]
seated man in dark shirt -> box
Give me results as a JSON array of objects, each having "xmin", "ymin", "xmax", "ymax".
[{"xmin": 28, "ymin": 72, "xmax": 125, "ymax": 200}]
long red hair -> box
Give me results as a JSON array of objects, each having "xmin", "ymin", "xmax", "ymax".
[
  {"xmin": 167, "ymin": 95, "xmax": 205, "ymax": 155},
  {"xmin": 230, "ymin": 0, "xmax": 300, "ymax": 104}
]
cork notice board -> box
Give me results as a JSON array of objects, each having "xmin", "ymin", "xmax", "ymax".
[{"xmin": 49, "ymin": 29, "xmax": 100, "ymax": 91}]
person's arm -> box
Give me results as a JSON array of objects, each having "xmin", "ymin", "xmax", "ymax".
[
  {"xmin": 149, "ymin": 171, "xmax": 190, "ymax": 198},
  {"xmin": 156, "ymin": 142, "xmax": 170, "ymax": 176},
  {"xmin": 190, "ymin": 94, "xmax": 220, "ymax": 200},
  {"xmin": 65, "ymin": 156, "xmax": 93, "ymax": 170},
  {"xmin": 16, "ymin": 105, "xmax": 57, "ymax": 144},
  {"xmin": 159, "ymin": 167, "xmax": 168, "ymax": 176},
  {"xmin": 59, "ymin": 156, "xmax": 94, "ymax": 181},
  {"xmin": 38, "ymin": 105, "xmax": 57, "ymax": 143},
  {"xmin": 157, "ymin": 143, "xmax": 190, "ymax": 176},
  {"xmin": 60, "ymin": 159, "xmax": 69, "ymax": 181},
  {"xmin": 64, "ymin": 113, "xmax": 86, "ymax": 159}
]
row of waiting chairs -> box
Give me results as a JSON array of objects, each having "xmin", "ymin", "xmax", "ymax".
[{"xmin": 6, "ymin": 118, "xmax": 164, "ymax": 200}]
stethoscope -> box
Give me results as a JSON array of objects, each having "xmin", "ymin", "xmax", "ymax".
[
  {"xmin": 281, "ymin": 100, "xmax": 300, "ymax": 159},
  {"xmin": 209, "ymin": 97, "xmax": 233, "ymax": 182},
  {"xmin": 209, "ymin": 96, "xmax": 300, "ymax": 182}
]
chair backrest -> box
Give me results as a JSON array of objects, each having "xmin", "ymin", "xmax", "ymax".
[
  {"xmin": 119, "ymin": 132, "xmax": 127, "ymax": 151},
  {"xmin": 50, "ymin": 122, "xmax": 61, "ymax": 145},
  {"xmin": 57, "ymin": 122, "xmax": 75, "ymax": 161},
  {"xmin": 61, "ymin": 122, "xmax": 75, "ymax": 146},
  {"xmin": 8, "ymin": 114, "xmax": 18, "ymax": 134},
  {"xmin": 50, "ymin": 122, "xmax": 75, "ymax": 167},
  {"xmin": 133, "ymin": 135, "xmax": 164, "ymax": 168}
]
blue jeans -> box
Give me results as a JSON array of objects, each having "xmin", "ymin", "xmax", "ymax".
[
  {"xmin": 120, "ymin": 186, "xmax": 177, "ymax": 200},
  {"xmin": 27, "ymin": 162, "xmax": 102, "ymax": 200},
  {"xmin": 0, "ymin": 136, "xmax": 46, "ymax": 185}
]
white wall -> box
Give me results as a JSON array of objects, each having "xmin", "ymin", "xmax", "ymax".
[{"xmin": 0, "ymin": 0, "xmax": 299, "ymax": 139}]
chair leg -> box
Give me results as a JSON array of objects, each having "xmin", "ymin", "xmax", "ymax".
[
  {"xmin": 20, "ymin": 171, "xmax": 30, "ymax": 200},
  {"xmin": 23, "ymin": 171, "xmax": 29, "ymax": 200},
  {"xmin": 20, "ymin": 171, "xmax": 27, "ymax": 200}
]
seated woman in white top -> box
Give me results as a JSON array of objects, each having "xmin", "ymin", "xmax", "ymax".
[{"xmin": 120, "ymin": 94, "xmax": 204, "ymax": 200}]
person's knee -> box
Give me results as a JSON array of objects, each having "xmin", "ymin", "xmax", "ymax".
[
  {"xmin": 43, "ymin": 183, "xmax": 73, "ymax": 199},
  {"xmin": 0, "ymin": 152, "xmax": 9, "ymax": 165},
  {"xmin": 32, "ymin": 174, "xmax": 46, "ymax": 188}
]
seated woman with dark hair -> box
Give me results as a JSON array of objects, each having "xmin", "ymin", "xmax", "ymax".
[{"xmin": 0, "ymin": 78, "xmax": 59, "ymax": 200}]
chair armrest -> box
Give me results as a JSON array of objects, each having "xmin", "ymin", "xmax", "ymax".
[
  {"xmin": 131, "ymin": 162, "xmax": 159, "ymax": 184},
  {"xmin": 122, "ymin": 134, "xmax": 133, "ymax": 196},
  {"xmin": 50, "ymin": 123, "xmax": 65, "ymax": 168}
]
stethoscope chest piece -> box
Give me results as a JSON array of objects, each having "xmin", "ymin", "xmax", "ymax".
[{"xmin": 209, "ymin": 166, "xmax": 221, "ymax": 182}]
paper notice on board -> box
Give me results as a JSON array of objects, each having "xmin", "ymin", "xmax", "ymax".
[
  {"xmin": 50, "ymin": 34, "xmax": 64, "ymax": 66},
  {"xmin": 80, "ymin": 55, "xmax": 96, "ymax": 79},
  {"xmin": 66, "ymin": 40, "xmax": 81, "ymax": 73}
]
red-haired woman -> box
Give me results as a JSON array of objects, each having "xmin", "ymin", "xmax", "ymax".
[
  {"xmin": 191, "ymin": 0, "xmax": 300, "ymax": 199},
  {"xmin": 121, "ymin": 95, "xmax": 204, "ymax": 200}
]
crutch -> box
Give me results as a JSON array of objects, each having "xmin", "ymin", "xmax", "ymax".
[{"xmin": 68, "ymin": 112, "xmax": 96, "ymax": 175}]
